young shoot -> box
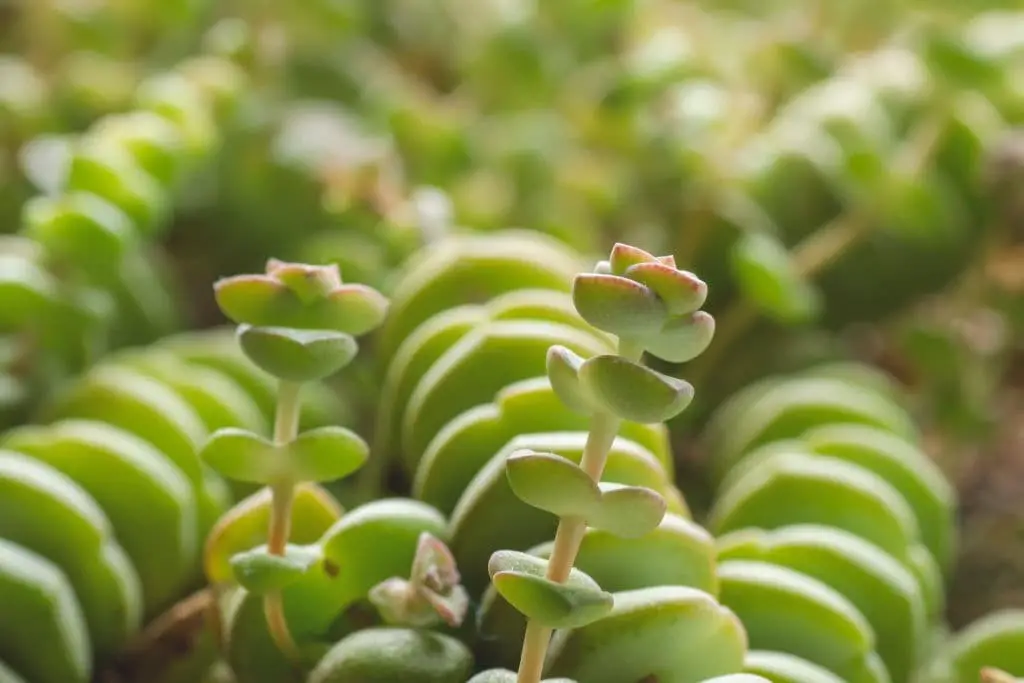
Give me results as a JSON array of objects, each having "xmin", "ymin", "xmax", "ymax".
[
  {"xmin": 199, "ymin": 258, "xmax": 388, "ymax": 662},
  {"xmin": 482, "ymin": 243, "xmax": 716, "ymax": 683}
]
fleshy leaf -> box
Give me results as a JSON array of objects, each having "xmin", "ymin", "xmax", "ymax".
[
  {"xmin": 546, "ymin": 345, "xmax": 593, "ymax": 414},
  {"xmin": 730, "ymin": 232, "xmax": 821, "ymax": 324},
  {"xmin": 92, "ymin": 111, "xmax": 185, "ymax": 185},
  {"xmin": 948, "ymin": 610, "xmax": 1024, "ymax": 683},
  {"xmin": 199, "ymin": 428, "xmax": 279, "ymax": 484},
  {"xmin": 717, "ymin": 560, "xmax": 874, "ymax": 681},
  {"xmin": 203, "ymin": 483, "xmax": 342, "ymax": 584},
  {"xmin": 214, "ymin": 270, "xmax": 388, "ymax": 335},
  {"xmin": 22, "ymin": 192, "xmax": 136, "ymax": 281},
  {"xmin": 307, "ymin": 628, "xmax": 473, "ymax": 683},
  {"xmin": 488, "ymin": 550, "xmax": 613, "ymax": 628},
  {"xmin": 65, "ymin": 137, "xmax": 166, "ymax": 236},
  {"xmin": 745, "ymin": 650, "xmax": 847, "ymax": 683},
  {"xmin": 213, "ymin": 275, "xmax": 286, "ymax": 325},
  {"xmin": 0, "ymin": 253, "xmax": 61, "ymax": 327},
  {"xmin": 321, "ymin": 285, "xmax": 390, "ymax": 336},
  {"xmin": 370, "ymin": 532, "xmax": 469, "ymax": 628},
  {"xmin": 578, "ymin": 355, "xmax": 694, "ymax": 423},
  {"xmin": 643, "ymin": 310, "xmax": 716, "ymax": 364},
  {"xmin": 229, "ymin": 544, "xmax": 322, "ymax": 594},
  {"xmin": 505, "ymin": 450, "xmax": 600, "ymax": 518},
  {"xmin": 237, "ymin": 325, "xmax": 358, "ymax": 382},
  {"xmin": 288, "ymin": 426, "xmax": 369, "ymax": 482},
  {"xmin": 266, "ymin": 260, "xmax": 342, "ymax": 303},
  {"xmin": 625, "ymin": 262, "xmax": 708, "ymax": 315},
  {"xmin": 545, "ymin": 585, "xmax": 747, "ymax": 683},
  {"xmin": 572, "ymin": 273, "xmax": 667, "ymax": 338},
  {"xmin": 590, "ymin": 483, "xmax": 667, "ymax": 538},
  {"xmin": 609, "ymin": 243, "xmax": 658, "ymax": 275}
]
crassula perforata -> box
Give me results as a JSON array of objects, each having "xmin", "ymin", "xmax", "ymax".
[
  {"xmin": 0, "ymin": 227, "xmax": 1019, "ymax": 683},
  {"xmin": 201, "ymin": 258, "xmax": 389, "ymax": 661}
]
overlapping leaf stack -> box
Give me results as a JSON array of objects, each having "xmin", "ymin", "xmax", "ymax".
[
  {"xmin": 0, "ymin": 53, "xmax": 246, "ymax": 428},
  {"xmin": 0, "ymin": 1, "xmax": 1023, "ymax": 682}
]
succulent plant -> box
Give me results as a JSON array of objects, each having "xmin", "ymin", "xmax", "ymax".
[
  {"xmin": 3, "ymin": 2, "xmax": 1024, "ymax": 682},
  {"xmin": 0, "ymin": 223, "xmax": 1022, "ymax": 683},
  {"xmin": 0, "ymin": 52, "xmax": 246, "ymax": 429},
  {"xmin": 0, "ymin": 325, "xmax": 338, "ymax": 683}
]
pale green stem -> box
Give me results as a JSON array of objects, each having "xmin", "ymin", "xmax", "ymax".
[
  {"xmin": 516, "ymin": 342, "xmax": 642, "ymax": 683},
  {"xmin": 264, "ymin": 380, "xmax": 303, "ymax": 663}
]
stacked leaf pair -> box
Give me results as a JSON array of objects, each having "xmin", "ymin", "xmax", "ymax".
[
  {"xmin": 373, "ymin": 232, "xmax": 746, "ymax": 683},
  {"xmin": 0, "ymin": 321, "xmax": 341, "ymax": 683},
  {"xmin": 703, "ymin": 366, "xmax": 956, "ymax": 683}
]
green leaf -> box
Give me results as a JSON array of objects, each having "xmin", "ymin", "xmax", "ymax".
[
  {"xmin": 2, "ymin": 419, "xmax": 195, "ymax": 615},
  {"xmin": 546, "ymin": 586, "xmax": 747, "ymax": 683},
  {"xmin": 238, "ymin": 325, "xmax": 358, "ymax": 382},
  {"xmin": 307, "ymin": 628, "xmax": 473, "ymax": 683},
  {"xmin": 401, "ymin": 319, "xmax": 610, "ymax": 467},
  {"xmin": 579, "ymin": 355, "xmax": 694, "ymax": 423},
  {"xmin": 609, "ymin": 243, "xmax": 659, "ymax": 275},
  {"xmin": 717, "ymin": 560, "xmax": 874, "ymax": 681},
  {"xmin": 701, "ymin": 676, "xmax": 772, "ymax": 683},
  {"xmin": 294, "ymin": 499, "xmax": 450, "ymax": 634},
  {"xmin": 92, "ymin": 111, "xmax": 185, "ymax": 185},
  {"xmin": 546, "ymin": 345, "xmax": 593, "ymax": 414},
  {"xmin": 0, "ymin": 250, "xmax": 61, "ymax": 328},
  {"xmin": 288, "ymin": 426, "xmax": 369, "ymax": 482},
  {"xmin": 476, "ymin": 512, "xmax": 719, "ymax": 668},
  {"xmin": 0, "ymin": 451, "xmax": 141, "ymax": 658},
  {"xmin": 706, "ymin": 375, "xmax": 918, "ymax": 488},
  {"xmin": 643, "ymin": 310, "xmax": 717, "ymax": 364},
  {"xmin": 710, "ymin": 451, "xmax": 921, "ymax": 565},
  {"xmin": 378, "ymin": 288, "xmax": 614, "ymax": 473},
  {"xmin": 212, "ymin": 275, "xmax": 285, "ymax": 325},
  {"xmin": 449, "ymin": 432, "xmax": 678, "ymax": 595},
  {"xmin": 199, "ymin": 428, "xmax": 278, "ymax": 484},
  {"xmin": 949, "ymin": 610, "xmax": 1024, "ymax": 683},
  {"xmin": 505, "ymin": 450, "xmax": 599, "ymax": 517},
  {"xmin": 413, "ymin": 376, "xmax": 673, "ymax": 515},
  {"xmin": 230, "ymin": 544, "xmax": 322, "ymax": 594},
  {"xmin": 625, "ymin": 262, "xmax": 708, "ymax": 315},
  {"xmin": 377, "ymin": 230, "xmax": 583, "ymax": 366},
  {"xmin": 730, "ymin": 231, "xmax": 822, "ymax": 325},
  {"xmin": 745, "ymin": 651, "xmax": 847, "ymax": 683},
  {"xmin": 214, "ymin": 275, "xmax": 389, "ymax": 337},
  {"xmin": 0, "ymin": 538, "xmax": 91, "ymax": 683},
  {"xmin": 802, "ymin": 423, "xmax": 957, "ymax": 575},
  {"xmin": 572, "ymin": 273, "xmax": 667, "ymax": 338},
  {"xmin": 21, "ymin": 192, "xmax": 136, "ymax": 282},
  {"xmin": 65, "ymin": 137, "xmax": 166, "ymax": 236},
  {"xmin": 203, "ymin": 483, "xmax": 342, "ymax": 584},
  {"xmin": 590, "ymin": 483, "xmax": 667, "ymax": 538},
  {"xmin": 488, "ymin": 550, "xmax": 613, "ymax": 628},
  {"xmin": 134, "ymin": 72, "xmax": 216, "ymax": 156},
  {"xmin": 718, "ymin": 524, "xmax": 927, "ymax": 683}
]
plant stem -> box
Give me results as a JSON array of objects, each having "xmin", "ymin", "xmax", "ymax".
[
  {"xmin": 515, "ymin": 341, "xmax": 641, "ymax": 683},
  {"xmin": 264, "ymin": 380, "xmax": 303, "ymax": 664}
]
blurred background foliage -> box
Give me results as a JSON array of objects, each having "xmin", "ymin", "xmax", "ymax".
[{"xmin": 3, "ymin": 0, "xmax": 1024, "ymax": 628}]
